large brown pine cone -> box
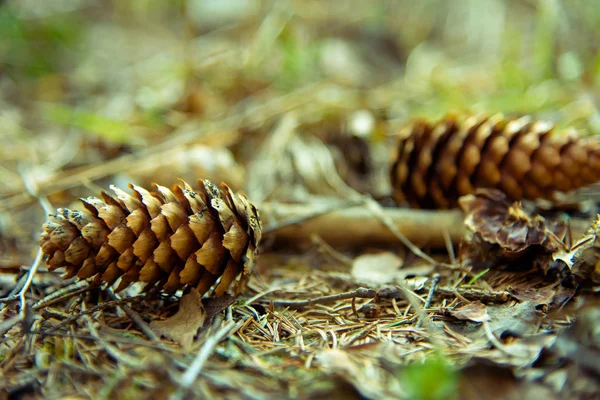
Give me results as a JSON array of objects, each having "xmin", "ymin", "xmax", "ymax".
[
  {"xmin": 39, "ymin": 179, "xmax": 261, "ymax": 296},
  {"xmin": 391, "ymin": 113, "xmax": 600, "ymax": 209}
]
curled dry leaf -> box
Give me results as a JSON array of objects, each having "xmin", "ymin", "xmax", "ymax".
[
  {"xmin": 460, "ymin": 189, "xmax": 566, "ymax": 254},
  {"xmin": 449, "ymin": 301, "xmax": 490, "ymax": 323},
  {"xmin": 553, "ymin": 215, "xmax": 600, "ymax": 286},
  {"xmin": 150, "ymin": 289, "xmax": 206, "ymax": 347},
  {"xmin": 459, "ymin": 189, "xmax": 567, "ymax": 277}
]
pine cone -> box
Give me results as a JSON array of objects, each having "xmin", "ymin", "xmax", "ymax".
[
  {"xmin": 391, "ymin": 113, "xmax": 600, "ymax": 208},
  {"xmin": 39, "ymin": 179, "xmax": 262, "ymax": 296}
]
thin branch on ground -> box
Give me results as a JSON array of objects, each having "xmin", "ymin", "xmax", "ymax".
[
  {"xmin": 32, "ymin": 280, "xmax": 91, "ymax": 311},
  {"xmin": 416, "ymin": 273, "xmax": 440, "ymax": 329},
  {"xmin": 105, "ymin": 288, "xmax": 159, "ymax": 341},
  {"xmin": 173, "ymin": 319, "xmax": 242, "ymax": 400},
  {"xmin": 364, "ymin": 197, "xmax": 454, "ymax": 268},
  {"xmin": 268, "ymin": 287, "xmax": 376, "ymax": 309}
]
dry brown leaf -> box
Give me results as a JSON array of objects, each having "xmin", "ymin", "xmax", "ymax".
[
  {"xmin": 449, "ymin": 301, "xmax": 490, "ymax": 323},
  {"xmin": 459, "ymin": 189, "xmax": 568, "ymax": 278},
  {"xmin": 203, "ymin": 294, "xmax": 236, "ymax": 324},
  {"xmin": 150, "ymin": 289, "xmax": 206, "ymax": 347},
  {"xmin": 508, "ymin": 286, "xmax": 555, "ymax": 306},
  {"xmin": 460, "ymin": 189, "xmax": 566, "ymax": 254},
  {"xmin": 350, "ymin": 252, "xmax": 403, "ymax": 285}
]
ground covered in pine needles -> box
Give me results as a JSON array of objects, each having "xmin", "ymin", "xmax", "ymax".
[{"xmin": 1, "ymin": 1, "xmax": 600, "ymax": 399}]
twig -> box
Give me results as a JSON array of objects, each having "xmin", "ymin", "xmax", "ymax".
[
  {"xmin": 0, "ymin": 248, "xmax": 46, "ymax": 335},
  {"xmin": 311, "ymin": 234, "xmax": 353, "ymax": 266},
  {"xmin": 269, "ymin": 287, "xmax": 376, "ymax": 309},
  {"xmin": 82, "ymin": 301, "xmax": 141, "ymax": 368},
  {"xmin": 105, "ymin": 289, "xmax": 159, "ymax": 341},
  {"xmin": 32, "ymin": 280, "xmax": 91, "ymax": 310},
  {"xmin": 173, "ymin": 320, "xmax": 241, "ymax": 400},
  {"xmin": 0, "ymin": 172, "xmax": 55, "ymax": 334},
  {"xmin": 377, "ymin": 285, "xmax": 513, "ymax": 304},
  {"xmin": 0, "ymin": 315, "xmax": 24, "ymax": 337},
  {"xmin": 416, "ymin": 273, "xmax": 440, "ymax": 329},
  {"xmin": 261, "ymin": 201, "xmax": 466, "ymax": 250},
  {"xmin": 0, "ymin": 273, "xmax": 29, "ymax": 303},
  {"xmin": 436, "ymin": 287, "xmax": 512, "ymax": 304},
  {"xmin": 483, "ymin": 321, "xmax": 517, "ymax": 357},
  {"xmin": 41, "ymin": 298, "xmax": 139, "ymax": 335},
  {"xmin": 364, "ymin": 197, "xmax": 453, "ymax": 268}
]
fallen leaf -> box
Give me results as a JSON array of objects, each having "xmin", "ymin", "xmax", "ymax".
[
  {"xmin": 203, "ymin": 294, "xmax": 235, "ymax": 324},
  {"xmin": 150, "ymin": 289, "xmax": 206, "ymax": 347},
  {"xmin": 459, "ymin": 189, "xmax": 567, "ymax": 277},
  {"xmin": 351, "ymin": 252, "xmax": 402, "ymax": 285},
  {"xmin": 449, "ymin": 301, "xmax": 490, "ymax": 323},
  {"xmin": 508, "ymin": 286, "xmax": 555, "ymax": 306},
  {"xmin": 486, "ymin": 300, "xmax": 539, "ymax": 337},
  {"xmin": 459, "ymin": 189, "xmax": 566, "ymax": 254}
]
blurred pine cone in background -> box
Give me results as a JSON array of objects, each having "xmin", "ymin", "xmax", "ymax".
[
  {"xmin": 39, "ymin": 180, "xmax": 261, "ymax": 296},
  {"xmin": 391, "ymin": 113, "xmax": 600, "ymax": 209}
]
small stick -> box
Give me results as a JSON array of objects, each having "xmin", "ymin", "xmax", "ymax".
[
  {"xmin": 0, "ymin": 172, "xmax": 55, "ymax": 334},
  {"xmin": 377, "ymin": 285, "xmax": 512, "ymax": 304},
  {"xmin": 82, "ymin": 301, "xmax": 141, "ymax": 368},
  {"xmin": 416, "ymin": 273, "xmax": 440, "ymax": 329},
  {"xmin": 174, "ymin": 320, "xmax": 241, "ymax": 400},
  {"xmin": 436, "ymin": 287, "xmax": 512, "ymax": 304},
  {"xmin": 443, "ymin": 230, "xmax": 456, "ymax": 264},
  {"xmin": 32, "ymin": 280, "xmax": 91, "ymax": 310},
  {"xmin": 105, "ymin": 289, "xmax": 159, "ymax": 342},
  {"xmin": 0, "ymin": 248, "xmax": 46, "ymax": 335},
  {"xmin": 42, "ymin": 298, "xmax": 139, "ymax": 335},
  {"xmin": 364, "ymin": 197, "xmax": 441, "ymax": 266},
  {"xmin": 260, "ymin": 201, "xmax": 466, "ymax": 250},
  {"xmin": 311, "ymin": 234, "xmax": 353, "ymax": 266},
  {"xmin": 0, "ymin": 273, "xmax": 29, "ymax": 303},
  {"xmin": 269, "ymin": 287, "xmax": 376, "ymax": 309}
]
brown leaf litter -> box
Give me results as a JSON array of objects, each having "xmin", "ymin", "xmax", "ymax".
[{"xmin": 150, "ymin": 289, "xmax": 206, "ymax": 348}]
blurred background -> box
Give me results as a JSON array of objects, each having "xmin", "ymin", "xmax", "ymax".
[{"xmin": 2, "ymin": 0, "xmax": 600, "ymax": 266}]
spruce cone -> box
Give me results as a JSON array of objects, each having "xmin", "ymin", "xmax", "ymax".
[
  {"xmin": 39, "ymin": 180, "xmax": 262, "ymax": 296},
  {"xmin": 391, "ymin": 113, "xmax": 600, "ymax": 209}
]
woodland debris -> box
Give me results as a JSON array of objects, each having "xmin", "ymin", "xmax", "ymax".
[
  {"xmin": 150, "ymin": 289, "xmax": 206, "ymax": 347},
  {"xmin": 553, "ymin": 215, "xmax": 600, "ymax": 286},
  {"xmin": 447, "ymin": 301, "xmax": 490, "ymax": 323},
  {"xmin": 391, "ymin": 113, "xmax": 600, "ymax": 208},
  {"xmin": 39, "ymin": 179, "xmax": 261, "ymax": 297},
  {"xmin": 262, "ymin": 201, "xmax": 466, "ymax": 249},
  {"xmin": 459, "ymin": 189, "xmax": 568, "ymax": 277},
  {"xmin": 262, "ymin": 199, "xmax": 591, "ymax": 251}
]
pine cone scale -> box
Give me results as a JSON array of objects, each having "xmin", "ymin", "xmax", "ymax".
[{"xmin": 40, "ymin": 179, "xmax": 261, "ymax": 296}]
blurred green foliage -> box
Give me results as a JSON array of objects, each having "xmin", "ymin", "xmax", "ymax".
[
  {"xmin": 0, "ymin": 3, "xmax": 82, "ymax": 79},
  {"xmin": 401, "ymin": 352, "xmax": 459, "ymax": 400}
]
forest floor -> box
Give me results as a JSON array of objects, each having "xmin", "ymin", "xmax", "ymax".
[{"xmin": 1, "ymin": 1, "xmax": 599, "ymax": 399}]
